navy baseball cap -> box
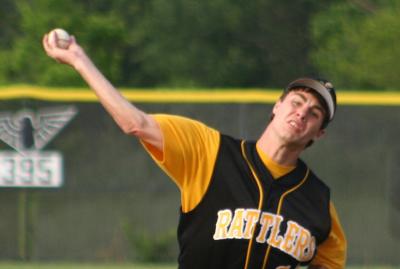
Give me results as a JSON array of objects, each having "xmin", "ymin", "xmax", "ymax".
[{"xmin": 286, "ymin": 77, "xmax": 337, "ymax": 122}]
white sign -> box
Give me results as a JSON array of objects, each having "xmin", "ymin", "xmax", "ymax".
[
  {"xmin": 0, "ymin": 151, "xmax": 63, "ymax": 188},
  {"xmin": 0, "ymin": 106, "xmax": 78, "ymax": 152}
]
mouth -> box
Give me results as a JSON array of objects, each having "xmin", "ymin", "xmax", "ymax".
[{"xmin": 288, "ymin": 120, "xmax": 304, "ymax": 132}]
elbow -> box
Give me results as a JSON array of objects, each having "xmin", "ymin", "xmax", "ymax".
[
  {"xmin": 119, "ymin": 115, "xmax": 147, "ymax": 137},
  {"xmin": 114, "ymin": 109, "xmax": 154, "ymax": 138},
  {"xmin": 120, "ymin": 121, "xmax": 142, "ymax": 136}
]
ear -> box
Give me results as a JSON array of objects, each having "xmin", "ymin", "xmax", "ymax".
[
  {"xmin": 272, "ymin": 100, "xmax": 282, "ymax": 114},
  {"xmin": 313, "ymin": 129, "xmax": 326, "ymax": 141}
]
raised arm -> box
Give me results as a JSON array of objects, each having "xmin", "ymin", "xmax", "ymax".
[{"xmin": 42, "ymin": 32, "xmax": 162, "ymax": 150}]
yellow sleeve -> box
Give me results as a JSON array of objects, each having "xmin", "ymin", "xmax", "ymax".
[
  {"xmin": 310, "ymin": 202, "xmax": 347, "ymax": 269},
  {"xmin": 141, "ymin": 114, "xmax": 220, "ymax": 213}
]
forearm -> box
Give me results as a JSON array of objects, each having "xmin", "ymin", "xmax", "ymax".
[
  {"xmin": 43, "ymin": 32, "xmax": 162, "ymax": 149},
  {"xmin": 73, "ymin": 54, "xmax": 162, "ymax": 148},
  {"xmin": 73, "ymin": 54, "xmax": 144, "ymax": 134}
]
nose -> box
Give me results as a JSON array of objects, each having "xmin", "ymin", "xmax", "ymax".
[{"xmin": 296, "ymin": 106, "xmax": 309, "ymax": 121}]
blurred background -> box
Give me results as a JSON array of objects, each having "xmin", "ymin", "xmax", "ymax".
[{"xmin": 0, "ymin": 0, "xmax": 399, "ymax": 267}]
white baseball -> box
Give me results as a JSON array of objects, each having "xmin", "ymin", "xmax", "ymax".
[{"xmin": 49, "ymin": 28, "xmax": 71, "ymax": 49}]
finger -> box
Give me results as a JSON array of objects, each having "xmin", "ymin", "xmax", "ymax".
[
  {"xmin": 48, "ymin": 31, "xmax": 57, "ymax": 48},
  {"xmin": 42, "ymin": 34, "xmax": 50, "ymax": 51},
  {"xmin": 43, "ymin": 33, "xmax": 57, "ymax": 51},
  {"xmin": 42, "ymin": 34, "xmax": 57, "ymax": 57},
  {"xmin": 68, "ymin": 35, "xmax": 77, "ymax": 48},
  {"xmin": 42, "ymin": 34, "xmax": 62, "ymax": 63}
]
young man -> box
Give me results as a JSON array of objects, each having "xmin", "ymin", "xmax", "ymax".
[{"xmin": 43, "ymin": 33, "xmax": 346, "ymax": 269}]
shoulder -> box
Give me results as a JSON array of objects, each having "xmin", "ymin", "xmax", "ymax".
[
  {"xmin": 151, "ymin": 114, "xmax": 219, "ymax": 135},
  {"xmin": 299, "ymin": 160, "xmax": 331, "ymax": 195},
  {"xmin": 218, "ymin": 134, "xmax": 254, "ymax": 155}
]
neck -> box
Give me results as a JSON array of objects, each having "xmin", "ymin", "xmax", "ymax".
[{"xmin": 257, "ymin": 126, "xmax": 304, "ymax": 166}]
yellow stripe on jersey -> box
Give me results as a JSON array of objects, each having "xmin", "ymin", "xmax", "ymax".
[
  {"xmin": 141, "ymin": 114, "xmax": 220, "ymax": 213},
  {"xmin": 141, "ymin": 114, "xmax": 346, "ymax": 267},
  {"xmin": 256, "ymin": 144, "xmax": 296, "ymax": 179},
  {"xmin": 256, "ymin": 144, "xmax": 346, "ymax": 268}
]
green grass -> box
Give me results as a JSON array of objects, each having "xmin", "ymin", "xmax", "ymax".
[
  {"xmin": 0, "ymin": 263, "xmax": 397, "ymax": 269},
  {"xmin": 0, "ymin": 263, "xmax": 177, "ymax": 269},
  {"xmin": 348, "ymin": 265, "xmax": 399, "ymax": 269}
]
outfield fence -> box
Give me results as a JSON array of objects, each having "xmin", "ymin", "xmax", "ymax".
[{"xmin": 0, "ymin": 87, "xmax": 399, "ymax": 266}]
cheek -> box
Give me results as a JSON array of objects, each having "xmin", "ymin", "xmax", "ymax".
[
  {"xmin": 274, "ymin": 110, "xmax": 289, "ymax": 123},
  {"xmin": 275, "ymin": 104, "xmax": 293, "ymax": 118},
  {"xmin": 308, "ymin": 123, "xmax": 323, "ymax": 137}
]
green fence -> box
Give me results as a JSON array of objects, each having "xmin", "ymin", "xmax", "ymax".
[{"xmin": 0, "ymin": 88, "xmax": 399, "ymax": 266}]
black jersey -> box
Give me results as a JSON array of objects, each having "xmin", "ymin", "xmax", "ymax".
[{"xmin": 177, "ymin": 135, "xmax": 331, "ymax": 269}]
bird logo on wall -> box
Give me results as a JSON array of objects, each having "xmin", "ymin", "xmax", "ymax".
[{"xmin": 0, "ymin": 106, "xmax": 78, "ymax": 152}]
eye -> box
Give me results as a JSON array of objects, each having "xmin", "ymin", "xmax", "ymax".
[
  {"xmin": 291, "ymin": 100, "xmax": 301, "ymax": 107},
  {"xmin": 310, "ymin": 110, "xmax": 323, "ymax": 119}
]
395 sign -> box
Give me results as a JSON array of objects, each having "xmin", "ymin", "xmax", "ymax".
[
  {"xmin": 0, "ymin": 151, "xmax": 63, "ymax": 187},
  {"xmin": 0, "ymin": 106, "xmax": 77, "ymax": 188}
]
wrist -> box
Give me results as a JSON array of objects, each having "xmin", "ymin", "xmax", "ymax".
[{"xmin": 72, "ymin": 52, "xmax": 92, "ymax": 73}]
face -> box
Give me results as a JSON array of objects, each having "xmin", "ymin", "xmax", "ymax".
[{"xmin": 270, "ymin": 90, "xmax": 326, "ymax": 148}]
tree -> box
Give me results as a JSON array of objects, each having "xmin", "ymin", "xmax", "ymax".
[
  {"xmin": 0, "ymin": 0, "xmax": 336, "ymax": 88},
  {"xmin": 127, "ymin": 0, "xmax": 335, "ymax": 88},
  {"xmin": 0, "ymin": 0, "xmax": 128, "ymax": 86},
  {"xmin": 310, "ymin": 0, "xmax": 400, "ymax": 90}
]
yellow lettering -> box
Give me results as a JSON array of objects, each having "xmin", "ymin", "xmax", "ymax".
[
  {"xmin": 243, "ymin": 209, "xmax": 260, "ymax": 239},
  {"xmin": 213, "ymin": 209, "xmax": 232, "ymax": 240},
  {"xmin": 213, "ymin": 208, "xmax": 316, "ymax": 263},
  {"xmin": 303, "ymin": 236, "xmax": 316, "ymax": 262},
  {"xmin": 227, "ymin": 209, "xmax": 245, "ymax": 239},
  {"xmin": 267, "ymin": 215, "xmax": 284, "ymax": 247},
  {"xmin": 256, "ymin": 212, "xmax": 274, "ymax": 243},
  {"xmin": 282, "ymin": 221, "xmax": 300, "ymax": 254},
  {"xmin": 293, "ymin": 226, "xmax": 311, "ymax": 260}
]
